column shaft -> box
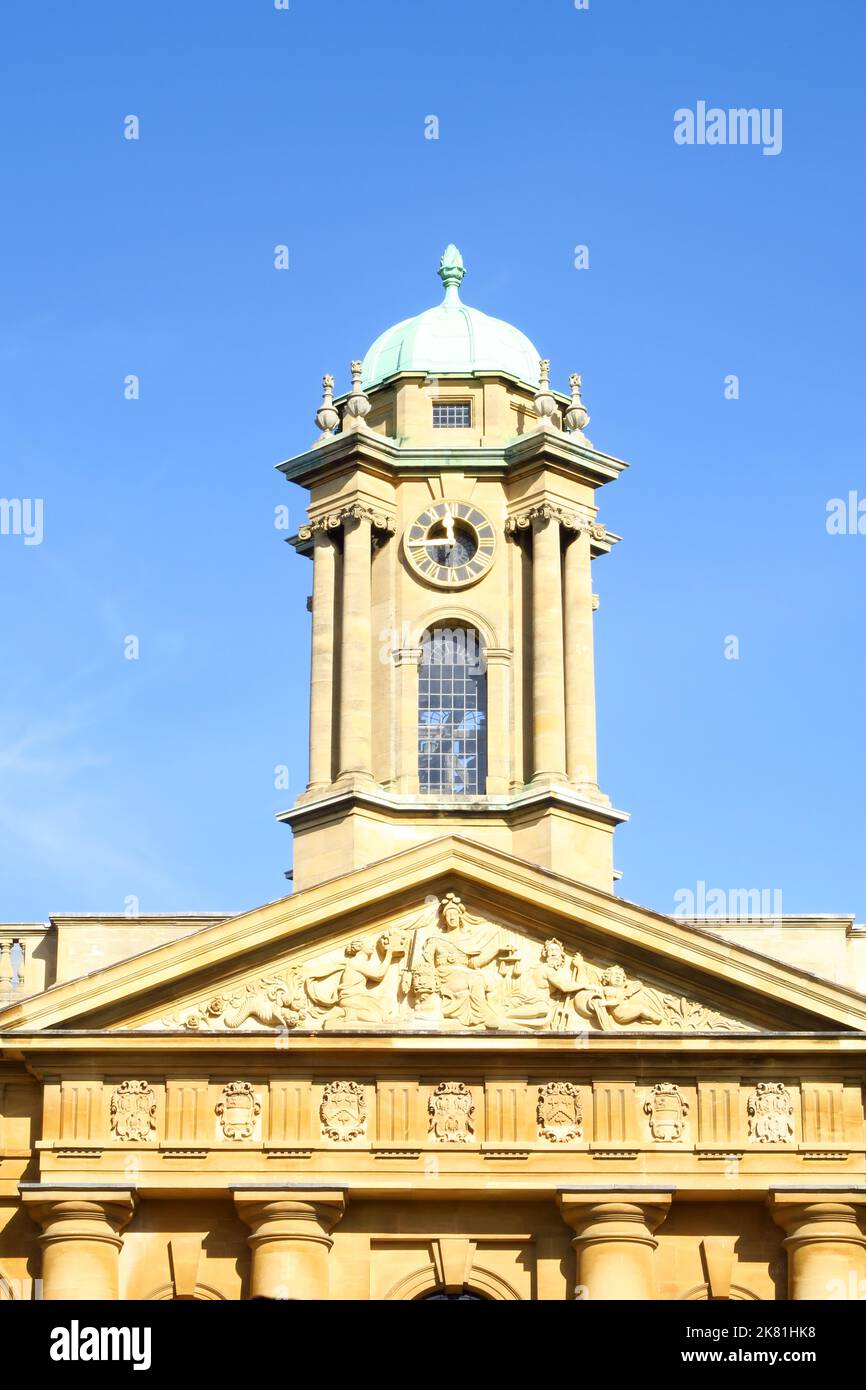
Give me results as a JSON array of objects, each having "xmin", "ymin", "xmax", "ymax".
[
  {"xmin": 563, "ymin": 527, "xmax": 598, "ymax": 789},
  {"xmin": 308, "ymin": 529, "xmax": 336, "ymax": 790},
  {"xmin": 235, "ymin": 1194, "xmax": 345, "ymax": 1300},
  {"xmin": 560, "ymin": 1196, "xmax": 670, "ymax": 1301},
  {"xmin": 24, "ymin": 1192, "xmax": 135, "ymax": 1301},
  {"xmin": 338, "ymin": 515, "xmax": 373, "ymax": 780},
  {"xmin": 531, "ymin": 514, "xmax": 567, "ymax": 781},
  {"xmin": 771, "ymin": 1199, "xmax": 866, "ymax": 1300}
]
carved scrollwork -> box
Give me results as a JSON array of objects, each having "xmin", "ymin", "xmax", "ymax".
[
  {"xmin": 504, "ymin": 507, "xmax": 607, "ymax": 543},
  {"xmin": 505, "ymin": 503, "xmax": 586, "ymax": 535},
  {"xmin": 297, "ymin": 503, "xmax": 396, "ymax": 541},
  {"xmin": 162, "ymin": 970, "xmax": 308, "ymax": 1033}
]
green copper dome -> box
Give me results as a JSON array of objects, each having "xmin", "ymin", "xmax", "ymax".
[{"xmin": 361, "ymin": 245, "xmax": 541, "ymax": 391}]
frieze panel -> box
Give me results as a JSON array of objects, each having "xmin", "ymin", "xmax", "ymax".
[
  {"xmin": 428, "ymin": 1082, "xmax": 475, "ymax": 1143},
  {"xmin": 643, "ymin": 1084, "xmax": 689, "ymax": 1142},
  {"xmin": 747, "ymin": 1083, "xmax": 795, "ymax": 1144},
  {"xmin": 215, "ymin": 1082, "xmax": 261, "ymax": 1141},
  {"xmin": 109, "ymin": 1081, "xmax": 156, "ymax": 1142},
  {"xmin": 154, "ymin": 895, "xmax": 748, "ymax": 1035},
  {"xmin": 34, "ymin": 1072, "xmax": 853, "ymax": 1158},
  {"xmin": 537, "ymin": 1082, "xmax": 582, "ymax": 1143},
  {"xmin": 320, "ymin": 1081, "xmax": 366, "ymax": 1142}
]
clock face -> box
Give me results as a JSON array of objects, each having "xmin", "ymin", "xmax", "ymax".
[{"xmin": 405, "ymin": 500, "xmax": 496, "ymax": 588}]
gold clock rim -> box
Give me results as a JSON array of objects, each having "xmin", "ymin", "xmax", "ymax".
[{"xmin": 403, "ymin": 499, "xmax": 496, "ymax": 591}]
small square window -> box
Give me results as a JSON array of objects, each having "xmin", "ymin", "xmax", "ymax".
[{"xmin": 433, "ymin": 401, "xmax": 471, "ymax": 428}]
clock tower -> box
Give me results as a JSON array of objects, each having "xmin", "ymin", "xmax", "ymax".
[{"xmin": 279, "ymin": 246, "xmax": 629, "ymax": 891}]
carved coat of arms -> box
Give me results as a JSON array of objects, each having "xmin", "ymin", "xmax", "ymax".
[
  {"xmin": 747, "ymin": 1082, "xmax": 794, "ymax": 1143},
  {"xmin": 643, "ymin": 1083, "xmax": 689, "ymax": 1141},
  {"xmin": 215, "ymin": 1081, "xmax": 261, "ymax": 1140},
  {"xmin": 320, "ymin": 1080, "xmax": 366, "ymax": 1141},
  {"xmin": 428, "ymin": 1082, "xmax": 475, "ymax": 1143},
  {"xmin": 109, "ymin": 1080, "xmax": 156, "ymax": 1142},
  {"xmin": 537, "ymin": 1082, "xmax": 582, "ymax": 1143}
]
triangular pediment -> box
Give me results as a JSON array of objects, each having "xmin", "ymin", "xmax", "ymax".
[
  {"xmin": 2, "ymin": 838, "xmax": 865, "ymax": 1036},
  {"xmin": 107, "ymin": 893, "xmax": 755, "ymax": 1035}
]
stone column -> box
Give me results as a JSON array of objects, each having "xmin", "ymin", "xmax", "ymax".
[
  {"xmin": 560, "ymin": 1194, "xmax": 671, "ymax": 1300},
  {"xmin": 563, "ymin": 526, "xmax": 598, "ymax": 791},
  {"xmin": 22, "ymin": 1188, "xmax": 136, "ymax": 1301},
  {"xmin": 337, "ymin": 512, "xmax": 373, "ymax": 783},
  {"xmin": 307, "ymin": 528, "xmax": 337, "ymax": 791},
  {"xmin": 531, "ymin": 511, "xmax": 567, "ymax": 782},
  {"xmin": 234, "ymin": 1190, "xmax": 346, "ymax": 1300},
  {"xmin": 394, "ymin": 646, "xmax": 422, "ymax": 793},
  {"xmin": 770, "ymin": 1195, "xmax": 866, "ymax": 1300}
]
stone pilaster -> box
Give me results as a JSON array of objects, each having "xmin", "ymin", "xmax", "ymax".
[
  {"xmin": 337, "ymin": 513, "xmax": 373, "ymax": 784},
  {"xmin": 769, "ymin": 1193, "xmax": 866, "ymax": 1300},
  {"xmin": 393, "ymin": 646, "xmax": 423, "ymax": 793},
  {"xmin": 485, "ymin": 647, "xmax": 512, "ymax": 793},
  {"xmin": 234, "ymin": 1189, "xmax": 346, "ymax": 1300},
  {"xmin": 530, "ymin": 511, "xmax": 567, "ymax": 782},
  {"xmin": 308, "ymin": 529, "xmax": 337, "ymax": 791},
  {"xmin": 563, "ymin": 526, "xmax": 598, "ymax": 792},
  {"xmin": 559, "ymin": 1193, "xmax": 671, "ymax": 1300},
  {"xmin": 22, "ymin": 1187, "xmax": 136, "ymax": 1301}
]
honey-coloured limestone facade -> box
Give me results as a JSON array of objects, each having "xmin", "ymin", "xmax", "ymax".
[{"xmin": 2, "ymin": 246, "xmax": 866, "ymax": 1303}]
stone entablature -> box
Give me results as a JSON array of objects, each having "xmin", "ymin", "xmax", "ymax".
[{"xmin": 19, "ymin": 1065, "xmax": 863, "ymax": 1172}]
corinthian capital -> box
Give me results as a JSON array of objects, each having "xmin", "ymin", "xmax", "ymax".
[
  {"xmin": 298, "ymin": 503, "xmax": 397, "ymax": 541},
  {"xmin": 505, "ymin": 503, "xmax": 590, "ymax": 536}
]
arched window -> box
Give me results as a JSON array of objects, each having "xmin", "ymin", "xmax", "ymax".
[
  {"xmin": 417, "ymin": 1289, "xmax": 489, "ymax": 1300},
  {"xmin": 418, "ymin": 625, "xmax": 487, "ymax": 795}
]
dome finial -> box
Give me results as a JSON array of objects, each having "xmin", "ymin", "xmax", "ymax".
[
  {"xmin": 564, "ymin": 372, "xmax": 590, "ymax": 437},
  {"xmin": 313, "ymin": 373, "xmax": 340, "ymax": 446},
  {"xmin": 437, "ymin": 244, "xmax": 466, "ymax": 301},
  {"xmin": 533, "ymin": 358, "xmax": 559, "ymax": 432},
  {"xmin": 343, "ymin": 359, "xmax": 372, "ymax": 433}
]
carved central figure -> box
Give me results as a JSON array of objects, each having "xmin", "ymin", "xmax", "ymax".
[{"xmin": 416, "ymin": 894, "xmax": 511, "ymax": 1028}]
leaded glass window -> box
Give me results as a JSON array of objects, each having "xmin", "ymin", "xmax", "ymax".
[{"xmin": 418, "ymin": 626, "xmax": 487, "ymax": 795}]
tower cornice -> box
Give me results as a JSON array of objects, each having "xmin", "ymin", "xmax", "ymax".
[
  {"xmin": 277, "ymin": 427, "xmax": 629, "ymax": 490},
  {"xmin": 280, "ymin": 780, "xmax": 629, "ymax": 834}
]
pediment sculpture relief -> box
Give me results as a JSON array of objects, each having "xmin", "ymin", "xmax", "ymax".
[{"xmin": 157, "ymin": 894, "xmax": 747, "ymax": 1034}]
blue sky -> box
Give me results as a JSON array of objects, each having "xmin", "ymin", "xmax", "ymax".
[{"xmin": 1, "ymin": 0, "xmax": 864, "ymax": 923}]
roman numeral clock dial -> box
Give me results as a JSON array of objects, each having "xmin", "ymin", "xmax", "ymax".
[{"xmin": 404, "ymin": 500, "xmax": 496, "ymax": 588}]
